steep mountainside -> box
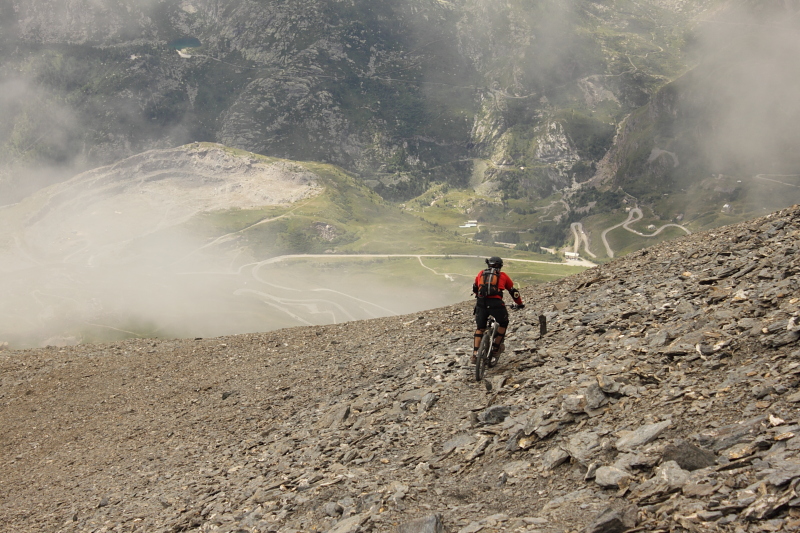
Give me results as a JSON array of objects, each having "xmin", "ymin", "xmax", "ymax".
[
  {"xmin": 596, "ymin": 0, "xmax": 800, "ymax": 223},
  {"xmin": 1, "ymin": 205, "xmax": 798, "ymax": 533},
  {"xmin": 1, "ymin": 0, "xmax": 716, "ymax": 202}
]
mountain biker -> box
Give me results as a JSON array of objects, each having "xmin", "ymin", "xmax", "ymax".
[{"xmin": 472, "ymin": 256, "xmax": 524, "ymax": 365}]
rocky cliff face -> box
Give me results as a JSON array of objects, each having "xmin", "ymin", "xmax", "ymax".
[
  {"xmin": 1, "ymin": 0, "xmax": 715, "ymax": 201},
  {"xmin": 1, "ymin": 204, "xmax": 798, "ymax": 532}
]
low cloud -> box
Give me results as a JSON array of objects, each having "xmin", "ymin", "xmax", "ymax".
[
  {"xmin": 0, "ymin": 145, "xmax": 465, "ymax": 348},
  {"xmin": 689, "ymin": 2, "xmax": 800, "ymax": 174}
]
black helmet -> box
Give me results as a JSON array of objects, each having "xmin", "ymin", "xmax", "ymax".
[{"xmin": 486, "ymin": 256, "xmax": 503, "ymax": 268}]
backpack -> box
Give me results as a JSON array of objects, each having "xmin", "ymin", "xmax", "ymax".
[{"xmin": 477, "ymin": 268, "xmax": 501, "ymax": 298}]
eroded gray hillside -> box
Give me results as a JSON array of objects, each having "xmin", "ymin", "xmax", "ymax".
[
  {"xmin": 0, "ymin": 143, "xmax": 486, "ymax": 348},
  {"xmin": 8, "ymin": 144, "xmax": 320, "ymax": 259},
  {"xmin": 1, "ymin": 205, "xmax": 799, "ymax": 532}
]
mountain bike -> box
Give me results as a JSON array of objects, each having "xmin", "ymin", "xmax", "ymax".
[
  {"xmin": 475, "ymin": 304, "xmax": 520, "ymax": 382},
  {"xmin": 474, "ymin": 315, "xmax": 497, "ymax": 382}
]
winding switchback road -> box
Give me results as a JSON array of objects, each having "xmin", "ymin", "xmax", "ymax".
[
  {"xmin": 570, "ymin": 223, "xmax": 597, "ymax": 259},
  {"xmin": 754, "ymin": 174, "xmax": 800, "ymax": 188},
  {"xmin": 601, "ymin": 207, "xmax": 690, "ymax": 258}
]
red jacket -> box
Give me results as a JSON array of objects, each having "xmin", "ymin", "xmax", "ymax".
[{"xmin": 473, "ymin": 270, "xmax": 523, "ymax": 305}]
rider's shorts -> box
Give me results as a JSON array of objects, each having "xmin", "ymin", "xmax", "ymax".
[{"xmin": 474, "ymin": 298, "xmax": 509, "ymax": 329}]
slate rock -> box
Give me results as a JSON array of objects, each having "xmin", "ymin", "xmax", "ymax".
[
  {"xmin": 324, "ymin": 502, "xmax": 344, "ymax": 517},
  {"xmin": 584, "ymin": 505, "xmax": 636, "ymax": 533},
  {"xmin": 766, "ymin": 329, "xmax": 800, "ymax": 347},
  {"xmin": 397, "ymin": 513, "xmax": 446, "ymax": 533},
  {"xmin": 683, "ymin": 480, "xmax": 717, "ymax": 497},
  {"xmin": 420, "ymin": 393, "xmax": 439, "ymax": 412},
  {"xmin": 442, "ymin": 434, "xmax": 475, "ymax": 454},
  {"xmin": 647, "ymin": 329, "xmax": 672, "ymax": 348},
  {"xmin": 662, "ymin": 343, "xmax": 694, "ymax": 356},
  {"xmin": 399, "ymin": 389, "xmax": 430, "ymax": 403},
  {"xmin": 613, "ymin": 452, "xmax": 658, "ymax": 471},
  {"xmin": 764, "ymin": 460, "xmax": 800, "ymax": 487},
  {"xmin": 563, "ymin": 394, "xmax": 587, "ymax": 414},
  {"xmin": 554, "ymin": 301, "xmax": 570, "ymax": 311},
  {"xmin": 503, "ymin": 460, "xmax": 531, "ymax": 478},
  {"xmin": 786, "ymin": 390, "xmax": 800, "ymax": 403},
  {"xmin": 478, "ymin": 405, "xmax": 511, "ymax": 425},
  {"xmin": 584, "ymin": 381, "xmax": 608, "ymax": 410},
  {"xmin": 692, "ymin": 416, "xmax": 765, "ymax": 452},
  {"xmin": 328, "ymin": 512, "xmax": 369, "ymax": 533},
  {"xmin": 319, "ymin": 405, "xmax": 351, "ymax": 428},
  {"xmin": 752, "ymin": 383, "xmax": 776, "ymax": 399},
  {"xmin": 630, "ymin": 461, "xmax": 689, "ymax": 501},
  {"xmin": 661, "ymin": 441, "xmax": 717, "ymax": 471},
  {"xmin": 615, "ymin": 420, "xmax": 671, "ymax": 452},
  {"xmin": 567, "ymin": 431, "xmax": 601, "ymax": 465},
  {"xmin": 466, "ymin": 435, "xmax": 492, "ymax": 461},
  {"xmin": 581, "ymin": 312, "xmax": 605, "ymax": 326},
  {"xmin": 542, "ymin": 447, "xmax": 570, "ymax": 470},
  {"xmin": 597, "ymin": 375, "xmax": 621, "ymax": 395},
  {"xmin": 741, "ymin": 492, "xmax": 794, "ymax": 521},
  {"xmin": 524, "ymin": 404, "xmax": 560, "ymax": 439},
  {"xmin": 594, "ymin": 466, "xmax": 631, "ymax": 489}
]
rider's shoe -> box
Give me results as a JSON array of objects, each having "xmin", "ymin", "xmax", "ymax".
[{"xmin": 471, "ymin": 353, "xmax": 477, "ymax": 365}]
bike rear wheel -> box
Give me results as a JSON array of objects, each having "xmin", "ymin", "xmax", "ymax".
[{"xmin": 475, "ymin": 327, "xmax": 492, "ymax": 382}]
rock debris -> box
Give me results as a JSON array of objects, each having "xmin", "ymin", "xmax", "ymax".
[{"xmin": 1, "ymin": 205, "xmax": 800, "ymax": 532}]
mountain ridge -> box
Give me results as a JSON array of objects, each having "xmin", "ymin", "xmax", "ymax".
[
  {"xmin": 1, "ymin": 0, "xmax": 716, "ymax": 203},
  {"xmin": 8, "ymin": 0, "xmax": 800, "ymax": 254}
]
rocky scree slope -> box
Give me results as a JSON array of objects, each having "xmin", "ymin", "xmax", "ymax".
[{"xmin": 1, "ymin": 206, "xmax": 800, "ymax": 533}]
